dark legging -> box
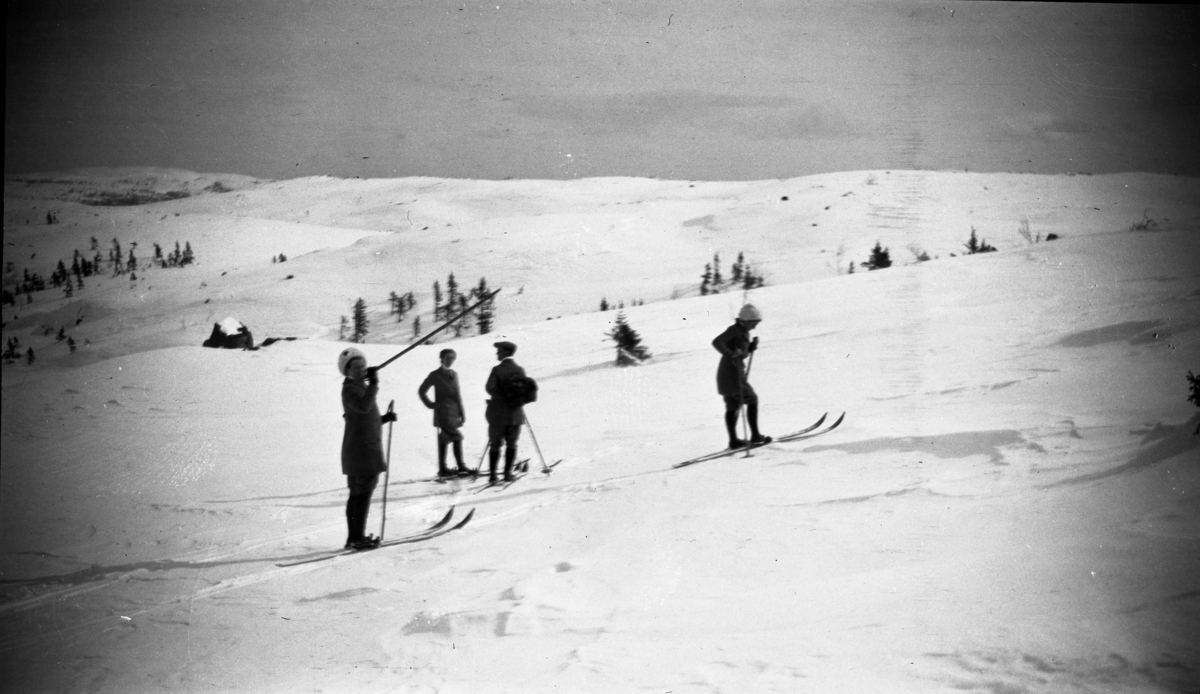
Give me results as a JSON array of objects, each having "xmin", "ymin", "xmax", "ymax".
[{"xmin": 345, "ymin": 473, "xmax": 379, "ymax": 543}]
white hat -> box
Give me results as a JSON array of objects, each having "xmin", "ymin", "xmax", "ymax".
[
  {"xmin": 338, "ymin": 347, "xmax": 366, "ymax": 376},
  {"xmin": 738, "ymin": 304, "xmax": 763, "ymax": 322}
]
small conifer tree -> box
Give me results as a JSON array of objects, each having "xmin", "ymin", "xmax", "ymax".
[
  {"xmin": 864, "ymin": 242, "xmax": 892, "ymax": 271},
  {"xmin": 965, "ymin": 227, "xmax": 997, "ymax": 254},
  {"xmin": 608, "ymin": 311, "xmax": 652, "ymax": 366},
  {"xmin": 475, "ymin": 278, "xmax": 495, "ymax": 334},
  {"xmin": 352, "ymin": 298, "xmax": 369, "ymax": 343}
]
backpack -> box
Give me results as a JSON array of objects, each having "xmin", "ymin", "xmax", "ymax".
[{"xmin": 501, "ymin": 374, "xmax": 538, "ymax": 407}]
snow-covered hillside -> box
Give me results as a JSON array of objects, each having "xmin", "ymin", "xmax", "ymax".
[{"xmin": 2, "ymin": 169, "xmax": 1198, "ymax": 693}]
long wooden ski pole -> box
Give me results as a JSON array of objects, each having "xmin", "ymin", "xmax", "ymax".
[
  {"xmin": 374, "ymin": 288, "xmax": 501, "ymax": 372},
  {"xmin": 380, "ymin": 400, "xmax": 395, "ymax": 541},
  {"xmin": 740, "ymin": 352, "xmax": 754, "ymax": 458},
  {"xmin": 525, "ymin": 415, "xmax": 552, "ymax": 474}
]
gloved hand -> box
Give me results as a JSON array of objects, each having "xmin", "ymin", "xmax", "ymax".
[
  {"xmin": 366, "ymin": 366, "xmax": 379, "ymax": 384},
  {"xmin": 381, "ymin": 411, "xmax": 397, "ymax": 424},
  {"xmin": 748, "ymin": 337, "xmax": 759, "ymax": 353}
]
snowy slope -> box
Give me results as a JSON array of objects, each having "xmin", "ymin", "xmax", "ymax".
[{"xmin": 2, "ymin": 170, "xmax": 1198, "ymax": 693}]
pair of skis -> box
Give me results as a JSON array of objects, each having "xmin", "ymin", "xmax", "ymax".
[
  {"xmin": 276, "ymin": 506, "xmax": 475, "ymax": 568},
  {"xmin": 673, "ymin": 411, "xmax": 845, "ymax": 469},
  {"xmin": 472, "ymin": 458, "xmax": 563, "ymax": 493}
]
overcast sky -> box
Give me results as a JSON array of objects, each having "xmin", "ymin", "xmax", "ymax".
[{"xmin": 5, "ymin": 1, "xmax": 1198, "ymax": 181}]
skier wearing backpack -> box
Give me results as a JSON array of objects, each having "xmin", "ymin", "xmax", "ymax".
[
  {"xmin": 484, "ymin": 340, "xmax": 533, "ymax": 483},
  {"xmin": 418, "ymin": 348, "xmax": 469, "ymax": 478},
  {"xmin": 712, "ymin": 304, "xmax": 771, "ymax": 449},
  {"xmin": 338, "ymin": 347, "xmax": 396, "ymax": 549}
]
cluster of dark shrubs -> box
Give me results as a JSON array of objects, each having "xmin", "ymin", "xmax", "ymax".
[
  {"xmin": 341, "ymin": 275, "xmax": 496, "ymax": 344},
  {"xmin": 2, "ymin": 337, "xmax": 34, "ymax": 365},
  {"xmin": 2, "ymin": 238, "xmax": 197, "ymax": 307},
  {"xmin": 599, "ymin": 298, "xmax": 644, "ymax": 311},
  {"xmin": 701, "ymin": 252, "xmax": 765, "ymax": 294},
  {"xmin": 1188, "ymin": 371, "xmax": 1200, "ymax": 434},
  {"xmin": 849, "ymin": 228, "xmax": 1007, "ymax": 274}
]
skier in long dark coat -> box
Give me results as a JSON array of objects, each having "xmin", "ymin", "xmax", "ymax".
[
  {"xmin": 418, "ymin": 348, "xmax": 469, "ymax": 478},
  {"xmin": 338, "ymin": 347, "xmax": 395, "ymax": 549},
  {"xmin": 484, "ymin": 341, "xmax": 526, "ymax": 484},
  {"xmin": 712, "ymin": 304, "xmax": 771, "ymax": 449}
]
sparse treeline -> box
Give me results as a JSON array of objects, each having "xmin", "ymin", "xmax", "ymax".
[
  {"xmin": 701, "ymin": 252, "xmax": 765, "ymax": 295},
  {"xmin": 599, "ymin": 298, "xmax": 645, "ymax": 312},
  {"xmin": 339, "ymin": 273, "xmax": 496, "ymax": 344},
  {"xmin": 1, "ymin": 237, "xmax": 196, "ymax": 307},
  {"xmin": 847, "ymin": 227, "xmax": 1009, "ymax": 274},
  {"xmin": 2, "ymin": 321, "xmax": 82, "ymax": 365}
]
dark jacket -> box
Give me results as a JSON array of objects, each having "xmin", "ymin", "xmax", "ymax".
[
  {"xmin": 485, "ymin": 358, "xmax": 527, "ymax": 427},
  {"xmin": 418, "ymin": 367, "xmax": 465, "ymax": 429},
  {"xmin": 341, "ymin": 377, "xmax": 387, "ymax": 476},
  {"xmin": 712, "ymin": 322, "xmax": 753, "ymax": 396}
]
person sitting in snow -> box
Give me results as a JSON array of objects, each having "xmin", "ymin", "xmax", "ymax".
[
  {"xmin": 712, "ymin": 304, "xmax": 771, "ymax": 449},
  {"xmin": 337, "ymin": 347, "xmax": 396, "ymax": 549},
  {"xmin": 484, "ymin": 341, "xmax": 529, "ymax": 484},
  {"xmin": 418, "ymin": 348, "xmax": 469, "ymax": 478}
]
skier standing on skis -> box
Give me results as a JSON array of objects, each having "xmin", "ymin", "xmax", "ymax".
[
  {"xmin": 485, "ymin": 341, "xmax": 528, "ymax": 484},
  {"xmin": 338, "ymin": 347, "xmax": 395, "ymax": 549},
  {"xmin": 712, "ymin": 304, "xmax": 771, "ymax": 449},
  {"xmin": 418, "ymin": 348, "xmax": 469, "ymax": 478}
]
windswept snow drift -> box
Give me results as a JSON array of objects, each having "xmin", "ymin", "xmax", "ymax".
[{"xmin": 2, "ymin": 169, "xmax": 1198, "ymax": 693}]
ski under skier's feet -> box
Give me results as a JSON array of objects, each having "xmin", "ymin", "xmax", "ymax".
[
  {"xmin": 457, "ymin": 466, "xmax": 476, "ymax": 478},
  {"xmin": 345, "ymin": 534, "xmax": 382, "ymax": 551},
  {"xmin": 729, "ymin": 435, "xmax": 772, "ymax": 450},
  {"xmin": 437, "ymin": 467, "xmax": 459, "ymax": 478}
]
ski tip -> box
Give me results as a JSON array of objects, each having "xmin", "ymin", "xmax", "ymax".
[
  {"xmin": 828, "ymin": 412, "xmax": 846, "ymax": 429},
  {"xmin": 453, "ymin": 508, "xmax": 476, "ymax": 529}
]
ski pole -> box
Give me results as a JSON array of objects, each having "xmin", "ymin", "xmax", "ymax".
[
  {"xmin": 380, "ymin": 399, "xmax": 395, "ymax": 541},
  {"xmin": 740, "ymin": 352, "xmax": 753, "ymax": 457},
  {"xmin": 524, "ymin": 416, "xmax": 552, "ymax": 474},
  {"xmin": 374, "ymin": 288, "xmax": 501, "ymax": 372},
  {"xmin": 474, "ymin": 440, "xmax": 490, "ymax": 475}
]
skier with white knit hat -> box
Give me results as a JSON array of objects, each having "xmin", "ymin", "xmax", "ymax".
[
  {"xmin": 336, "ymin": 347, "xmax": 396, "ymax": 550},
  {"xmin": 711, "ymin": 304, "xmax": 771, "ymax": 449}
]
